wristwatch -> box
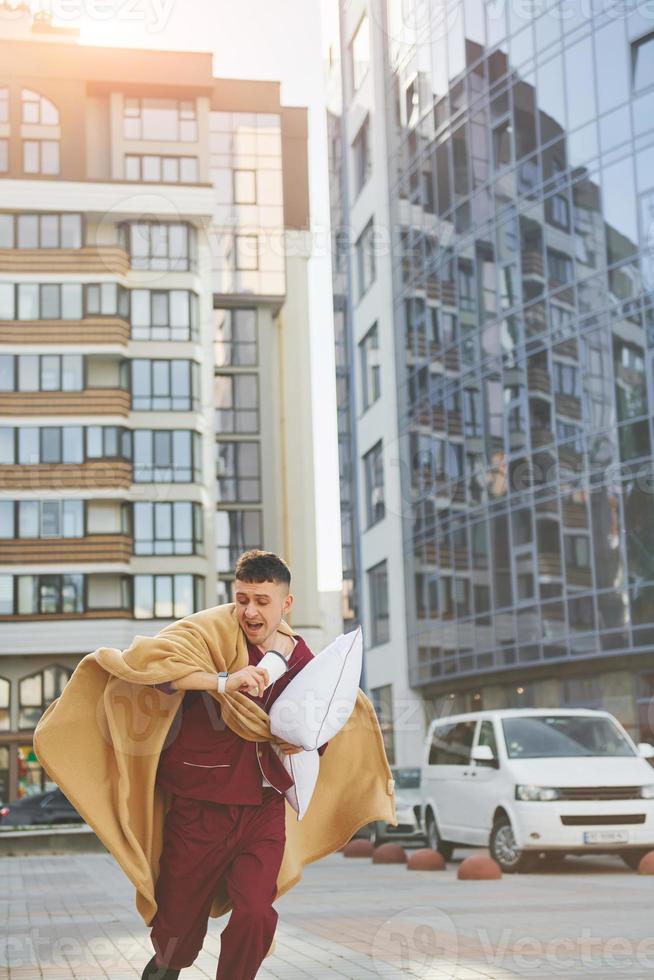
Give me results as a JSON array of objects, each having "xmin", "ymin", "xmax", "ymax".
[{"xmin": 216, "ymin": 671, "xmax": 229, "ymax": 694}]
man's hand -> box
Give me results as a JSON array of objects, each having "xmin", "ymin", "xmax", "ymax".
[
  {"xmin": 273, "ymin": 737, "xmax": 303, "ymax": 755},
  {"xmin": 225, "ymin": 665, "xmax": 269, "ymax": 697}
]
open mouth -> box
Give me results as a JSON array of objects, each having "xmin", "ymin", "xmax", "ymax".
[{"xmin": 245, "ymin": 621, "xmax": 264, "ymax": 631}]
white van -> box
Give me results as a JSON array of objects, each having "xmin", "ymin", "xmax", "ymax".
[{"xmin": 421, "ymin": 708, "xmax": 654, "ymax": 872}]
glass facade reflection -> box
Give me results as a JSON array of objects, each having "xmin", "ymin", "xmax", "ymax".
[{"xmin": 382, "ymin": 1, "xmax": 654, "ymax": 723}]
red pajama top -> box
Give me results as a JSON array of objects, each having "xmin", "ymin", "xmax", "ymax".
[{"xmin": 154, "ymin": 635, "xmax": 326, "ymax": 805}]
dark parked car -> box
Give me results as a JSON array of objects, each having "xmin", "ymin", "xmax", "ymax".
[{"xmin": 0, "ymin": 788, "xmax": 83, "ymax": 828}]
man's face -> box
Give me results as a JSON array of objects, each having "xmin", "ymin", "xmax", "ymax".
[{"xmin": 233, "ymin": 579, "xmax": 293, "ymax": 648}]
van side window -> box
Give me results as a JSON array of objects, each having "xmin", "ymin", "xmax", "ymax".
[
  {"xmin": 429, "ymin": 720, "xmax": 476, "ymax": 765},
  {"xmin": 478, "ymin": 720, "xmax": 498, "ymax": 764}
]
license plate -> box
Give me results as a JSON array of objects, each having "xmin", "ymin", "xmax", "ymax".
[{"xmin": 583, "ymin": 830, "xmax": 630, "ymax": 844}]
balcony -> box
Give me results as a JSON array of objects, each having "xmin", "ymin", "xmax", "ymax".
[
  {"xmin": 522, "ymin": 251, "xmax": 545, "ymax": 279},
  {"xmin": 527, "ymin": 367, "xmax": 551, "ymax": 395},
  {"xmin": 0, "ymin": 533, "xmax": 133, "ymax": 564},
  {"xmin": 0, "ymin": 460, "xmax": 132, "ymax": 491},
  {"xmin": 0, "ymin": 317, "xmax": 130, "ymax": 346},
  {"xmin": 555, "ymin": 392, "xmax": 582, "ymax": 420},
  {"xmin": 0, "ymin": 246, "xmax": 129, "ymax": 277},
  {"xmin": 0, "ymin": 388, "xmax": 130, "ymax": 417},
  {"xmin": 562, "ymin": 500, "xmax": 589, "ymax": 528}
]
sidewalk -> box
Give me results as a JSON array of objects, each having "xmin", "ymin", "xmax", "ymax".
[{"xmin": 1, "ymin": 849, "xmax": 652, "ymax": 978}]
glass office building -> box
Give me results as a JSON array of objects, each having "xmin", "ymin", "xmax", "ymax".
[
  {"xmin": 389, "ymin": 0, "xmax": 654, "ymax": 735},
  {"xmin": 331, "ymin": 0, "xmax": 654, "ymax": 750}
]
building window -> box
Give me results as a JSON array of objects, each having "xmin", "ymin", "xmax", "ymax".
[
  {"xmin": 133, "ymin": 430, "xmax": 200, "ymax": 483},
  {"xmin": 0, "ymin": 425, "xmax": 131, "ymax": 466},
  {"xmin": 23, "ymin": 140, "xmax": 59, "ymax": 176},
  {"xmin": 133, "ymin": 502, "xmax": 203, "ymax": 556},
  {"xmin": 370, "ymin": 684, "xmax": 395, "ymax": 765},
  {"xmin": 0, "ymin": 677, "xmax": 8, "ymax": 732},
  {"xmin": 17, "ymin": 576, "xmax": 84, "ymax": 617},
  {"xmin": 122, "ymin": 221, "xmax": 193, "ymax": 272},
  {"xmin": 363, "ymin": 440, "xmax": 385, "ymax": 527},
  {"xmin": 546, "ymin": 193, "xmax": 570, "ymax": 230},
  {"xmin": 21, "ymin": 89, "xmax": 59, "ymax": 126},
  {"xmin": 0, "ymin": 283, "xmax": 12, "ymax": 320},
  {"xmin": 123, "ymin": 98, "xmax": 198, "ymax": 142},
  {"xmin": 130, "ymin": 289, "xmax": 198, "ymax": 342},
  {"xmin": 368, "ymin": 559, "xmax": 389, "ymax": 646},
  {"xmin": 492, "ymin": 120, "xmax": 512, "ymax": 170},
  {"xmin": 5, "ymin": 213, "xmax": 83, "ymax": 249},
  {"xmin": 546, "ymin": 248, "xmax": 574, "ymax": 286},
  {"xmin": 216, "ymin": 441, "xmax": 261, "ymax": 502},
  {"xmin": 0, "ymin": 87, "xmax": 8, "ymax": 123},
  {"xmin": 234, "ymin": 169, "xmax": 257, "ymax": 204},
  {"xmin": 133, "ymin": 573, "xmax": 204, "ymax": 620},
  {"xmin": 85, "ymin": 282, "xmax": 129, "ymax": 318},
  {"xmin": 214, "ymin": 309, "xmax": 258, "ymax": 366},
  {"xmin": 124, "ymin": 155, "xmax": 199, "ymax": 184},
  {"xmin": 9, "ymin": 500, "xmax": 84, "ymax": 539},
  {"xmin": 16, "ymin": 283, "xmax": 82, "ymax": 320},
  {"xmin": 632, "ymin": 32, "xmax": 654, "ymax": 93},
  {"xmin": 349, "ymin": 14, "xmax": 370, "ymax": 93},
  {"xmin": 19, "ymin": 665, "xmax": 72, "ymax": 729},
  {"xmin": 0, "ymin": 575, "xmax": 11, "ymax": 615},
  {"xmin": 215, "ymin": 374, "xmax": 259, "ymax": 433},
  {"xmin": 359, "ymin": 322, "xmax": 381, "ymax": 411},
  {"xmin": 564, "ymin": 534, "xmax": 591, "ymax": 568},
  {"xmin": 554, "ymin": 362, "xmax": 578, "ymax": 397},
  {"xmin": 352, "ymin": 115, "xmax": 371, "ymax": 197},
  {"xmin": 130, "ymin": 359, "xmax": 199, "ymax": 411},
  {"xmin": 11, "ymin": 427, "xmax": 84, "ymax": 465},
  {"xmin": 20, "ymin": 90, "xmax": 60, "ymax": 176},
  {"xmin": 215, "ymin": 509, "xmax": 263, "ymax": 573},
  {"xmin": 0, "ymin": 140, "xmax": 7, "ymax": 174},
  {"xmin": 356, "ymin": 219, "xmax": 376, "ymax": 299},
  {"xmin": 0, "ymin": 354, "xmax": 83, "ymax": 392},
  {"xmin": 235, "ymin": 234, "xmax": 259, "ymax": 271}
]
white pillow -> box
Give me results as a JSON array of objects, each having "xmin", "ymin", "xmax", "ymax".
[
  {"xmin": 273, "ymin": 745, "xmax": 320, "ymax": 820},
  {"xmin": 269, "ymin": 627, "xmax": 362, "ymax": 751}
]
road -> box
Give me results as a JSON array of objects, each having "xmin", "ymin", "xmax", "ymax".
[{"xmin": 1, "ymin": 847, "xmax": 654, "ymax": 978}]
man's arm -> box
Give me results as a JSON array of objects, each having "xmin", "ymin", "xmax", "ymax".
[{"xmin": 157, "ymin": 666, "xmax": 270, "ymax": 697}]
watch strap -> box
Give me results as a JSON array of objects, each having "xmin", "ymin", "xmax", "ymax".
[{"xmin": 217, "ymin": 671, "xmax": 229, "ymax": 694}]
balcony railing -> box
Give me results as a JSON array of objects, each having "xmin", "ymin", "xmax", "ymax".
[
  {"xmin": 0, "ymin": 246, "xmax": 130, "ymax": 277},
  {"xmin": 0, "ymin": 389, "xmax": 130, "ymax": 417},
  {"xmin": 0, "ymin": 460, "xmax": 133, "ymax": 491},
  {"xmin": 0, "ymin": 534, "xmax": 133, "ymax": 564},
  {"xmin": 0, "ymin": 317, "xmax": 130, "ymax": 346}
]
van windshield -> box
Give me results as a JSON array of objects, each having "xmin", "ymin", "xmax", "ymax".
[{"xmin": 502, "ymin": 715, "xmax": 636, "ymax": 759}]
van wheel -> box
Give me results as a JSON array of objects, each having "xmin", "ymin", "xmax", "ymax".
[
  {"xmin": 620, "ymin": 849, "xmax": 649, "ymax": 871},
  {"xmin": 490, "ymin": 816, "xmax": 537, "ymax": 873},
  {"xmin": 426, "ymin": 812, "xmax": 454, "ymax": 861}
]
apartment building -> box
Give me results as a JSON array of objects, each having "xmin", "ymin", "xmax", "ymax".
[
  {"xmin": 328, "ymin": 0, "xmax": 654, "ymax": 764},
  {"xmin": 0, "ymin": 9, "xmax": 335, "ymax": 802}
]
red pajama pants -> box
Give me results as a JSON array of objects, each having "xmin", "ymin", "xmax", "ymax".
[{"xmin": 150, "ymin": 788, "xmax": 286, "ymax": 980}]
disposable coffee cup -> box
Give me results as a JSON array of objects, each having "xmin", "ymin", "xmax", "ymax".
[{"xmin": 247, "ymin": 649, "xmax": 289, "ymax": 694}]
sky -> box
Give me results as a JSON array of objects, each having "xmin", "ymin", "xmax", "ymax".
[{"xmin": 39, "ymin": 0, "xmax": 343, "ymax": 593}]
